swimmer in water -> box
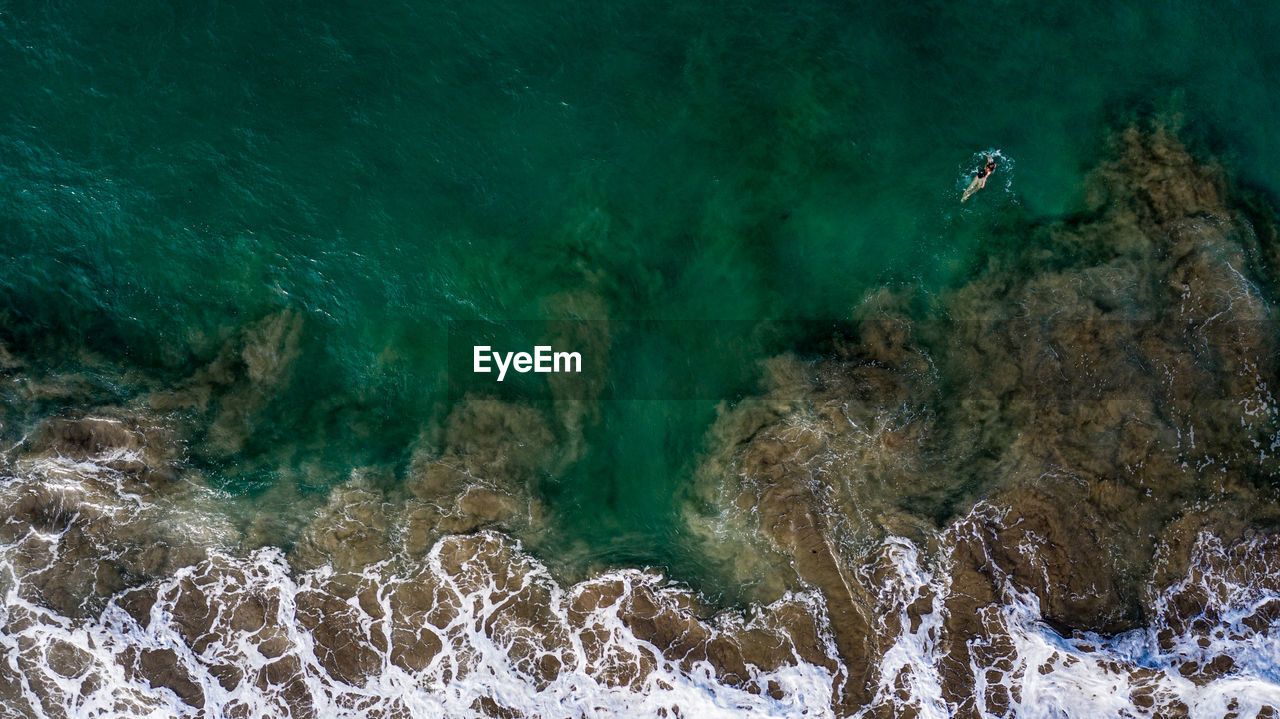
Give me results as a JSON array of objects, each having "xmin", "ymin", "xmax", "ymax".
[{"xmin": 961, "ymin": 155, "xmax": 997, "ymax": 202}]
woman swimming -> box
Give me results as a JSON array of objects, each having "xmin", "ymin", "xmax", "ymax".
[{"xmin": 961, "ymin": 155, "xmax": 997, "ymax": 202}]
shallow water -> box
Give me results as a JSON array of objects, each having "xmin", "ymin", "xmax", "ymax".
[
  {"xmin": 4, "ymin": 0, "xmax": 1280, "ymax": 573},
  {"xmin": 4, "ymin": 1, "xmax": 1280, "ymax": 716}
]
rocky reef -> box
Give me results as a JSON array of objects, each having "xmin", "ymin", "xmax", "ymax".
[
  {"xmin": 2, "ymin": 126, "xmax": 1280, "ymax": 718},
  {"xmin": 685, "ymin": 125, "xmax": 1280, "ymax": 715}
]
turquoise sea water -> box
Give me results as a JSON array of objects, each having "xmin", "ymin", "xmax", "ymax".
[{"xmin": 3, "ymin": 0, "xmax": 1280, "ymax": 588}]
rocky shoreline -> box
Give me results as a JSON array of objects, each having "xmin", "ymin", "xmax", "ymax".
[{"xmin": 2, "ymin": 126, "xmax": 1280, "ymax": 717}]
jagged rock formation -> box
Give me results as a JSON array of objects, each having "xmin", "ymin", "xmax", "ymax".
[
  {"xmin": 689, "ymin": 126, "xmax": 1280, "ymax": 714},
  {"xmin": 2, "ymin": 127, "xmax": 1280, "ymax": 718}
]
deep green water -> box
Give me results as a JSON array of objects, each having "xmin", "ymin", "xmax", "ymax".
[{"xmin": 3, "ymin": 0, "xmax": 1280, "ymax": 586}]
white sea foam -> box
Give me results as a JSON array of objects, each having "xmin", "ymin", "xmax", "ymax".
[
  {"xmin": 3, "ymin": 453, "xmax": 1279, "ymax": 718},
  {"xmin": 855, "ymin": 536, "xmax": 950, "ymax": 719},
  {"xmin": 853, "ymin": 511, "xmax": 1280, "ymax": 719},
  {"xmin": 0, "ymin": 526, "xmax": 841, "ymax": 718}
]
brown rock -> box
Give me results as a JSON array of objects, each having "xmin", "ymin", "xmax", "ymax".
[{"xmin": 129, "ymin": 648, "xmax": 205, "ymax": 709}]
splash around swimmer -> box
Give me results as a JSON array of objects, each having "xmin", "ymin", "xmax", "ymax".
[{"xmin": 961, "ymin": 153, "xmax": 999, "ymax": 202}]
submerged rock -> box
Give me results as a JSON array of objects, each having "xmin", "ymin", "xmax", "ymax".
[
  {"xmin": 3, "ymin": 126, "xmax": 1280, "ymax": 718},
  {"xmin": 290, "ymin": 478, "xmax": 393, "ymax": 572},
  {"xmin": 401, "ymin": 399, "xmax": 554, "ymax": 550},
  {"xmin": 148, "ymin": 310, "xmax": 303, "ymax": 457},
  {"xmin": 690, "ymin": 125, "xmax": 1280, "ymax": 715},
  {"xmin": 0, "ymin": 415, "xmax": 223, "ymax": 618}
]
